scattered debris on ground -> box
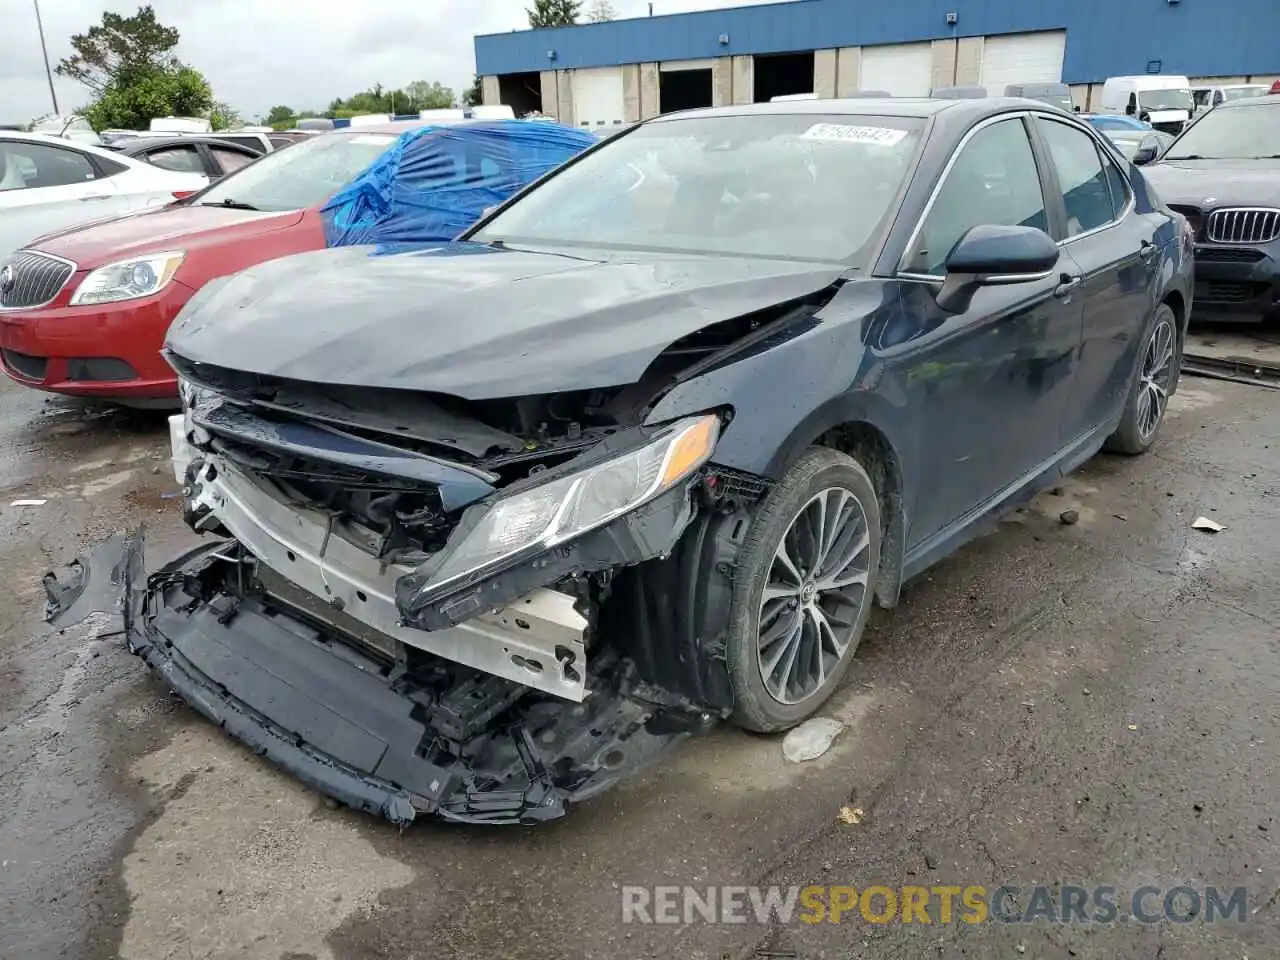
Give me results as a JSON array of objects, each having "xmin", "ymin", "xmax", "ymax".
[{"xmin": 782, "ymin": 717, "xmax": 845, "ymax": 763}]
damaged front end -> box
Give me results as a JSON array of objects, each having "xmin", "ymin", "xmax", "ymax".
[{"xmin": 80, "ymin": 362, "xmax": 770, "ymax": 824}]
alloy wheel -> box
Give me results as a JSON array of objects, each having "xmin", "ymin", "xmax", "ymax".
[
  {"xmin": 757, "ymin": 486, "xmax": 872, "ymax": 705},
  {"xmin": 1136, "ymin": 316, "xmax": 1176, "ymax": 441}
]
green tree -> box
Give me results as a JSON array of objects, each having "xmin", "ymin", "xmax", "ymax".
[
  {"xmin": 55, "ymin": 5, "xmax": 180, "ymax": 94},
  {"xmin": 404, "ymin": 80, "xmax": 455, "ymax": 111},
  {"xmin": 210, "ymin": 101, "xmax": 241, "ymax": 131},
  {"xmin": 83, "ymin": 65, "xmax": 213, "ymax": 131},
  {"xmin": 463, "ymin": 75, "xmax": 484, "ymax": 107},
  {"xmin": 265, "ymin": 104, "xmax": 296, "ymax": 125},
  {"xmin": 58, "ymin": 7, "xmax": 218, "ymax": 131},
  {"xmin": 528, "ymin": 0, "xmax": 582, "ymax": 28}
]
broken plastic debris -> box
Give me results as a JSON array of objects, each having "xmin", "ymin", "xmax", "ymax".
[
  {"xmin": 10, "ymin": 499, "xmax": 48, "ymax": 506},
  {"xmin": 782, "ymin": 717, "xmax": 845, "ymax": 763},
  {"xmin": 1127, "ymin": 724, "xmax": 1138, "ymax": 731},
  {"xmin": 838, "ymin": 805, "xmax": 865, "ymax": 825},
  {"xmin": 1192, "ymin": 516, "xmax": 1225, "ymax": 533}
]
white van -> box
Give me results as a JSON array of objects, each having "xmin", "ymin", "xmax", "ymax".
[
  {"xmin": 1098, "ymin": 76, "xmax": 1193, "ymax": 134},
  {"xmin": 1192, "ymin": 83, "xmax": 1270, "ymax": 115}
]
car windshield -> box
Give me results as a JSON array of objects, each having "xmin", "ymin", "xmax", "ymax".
[
  {"xmin": 1223, "ymin": 86, "xmax": 1268, "ymax": 102},
  {"xmin": 196, "ymin": 131, "xmax": 400, "ymax": 211},
  {"xmin": 1139, "ymin": 88, "xmax": 1193, "ymax": 112},
  {"xmin": 471, "ymin": 113, "xmax": 925, "ymax": 265},
  {"xmin": 1163, "ymin": 102, "xmax": 1280, "ymax": 159}
]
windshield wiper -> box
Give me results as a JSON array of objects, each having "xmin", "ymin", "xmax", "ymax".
[
  {"xmin": 1161, "ymin": 154, "xmax": 1209, "ymax": 160},
  {"xmin": 199, "ymin": 198, "xmax": 260, "ymax": 211}
]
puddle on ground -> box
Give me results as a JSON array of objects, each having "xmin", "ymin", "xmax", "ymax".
[{"xmin": 119, "ymin": 727, "xmax": 414, "ymax": 960}]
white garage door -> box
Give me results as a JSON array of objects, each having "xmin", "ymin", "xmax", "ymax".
[
  {"xmin": 571, "ymin": 67, "xmax": 625, "ymax": 130},
  {"xmin": 860, "ymin": 42, "xmax": 934, "ymax": 97},
  {"xmin": 980, "ymin": 31, "xmax": 1067, "ymax": 95}
]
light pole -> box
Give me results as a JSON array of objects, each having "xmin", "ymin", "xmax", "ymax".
[{"xmin": 32, "ymin": 0, "xmax": 60, "ymax": 115}]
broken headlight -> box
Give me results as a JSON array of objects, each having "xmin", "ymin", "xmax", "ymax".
[{"xmin": 414, "ymin": 414, "xmax": 720, "ymax": 600}]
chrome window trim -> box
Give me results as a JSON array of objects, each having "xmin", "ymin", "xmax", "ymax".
[
  {"xmin": 897, "ymin": 111, "xmax": 1040, "ymax": 278},
  {"xmin": 0, "ymin": 249, "xmax": 79, "ymax": 311},
  {"xmin": 895, "ymin": 110, "xmax": 1139, "ymax": 281},
  {"xmin": 1037, "ymin": 115, "xmax": 1136, "ymax": 246}
]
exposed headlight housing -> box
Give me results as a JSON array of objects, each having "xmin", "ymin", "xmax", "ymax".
[
  {"xmin": 412, "ymin": 414, "xmax": 721, "ymax": 602},
  {"xmin": 70, "ymin": 251, "xmax": 185, "ymax": 306}
]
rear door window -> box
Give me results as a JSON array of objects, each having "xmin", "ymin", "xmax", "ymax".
[
  {"xmin": 1038, "ymin": 118, "xmax": 1115, "ymax": 237},
  {"xmin": 147, "ymin": 145, "xmax": 206, "ymax": 174}
]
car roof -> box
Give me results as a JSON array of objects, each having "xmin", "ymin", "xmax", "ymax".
[
  {"xmin": 0, "ymin": 129, "xmax": 140, "ymax": 162},
  {"xmin": 116, "ymin": 135, "xmax": 257, "ymax": 152},
  {"xmin": 323, "ymin": 119, "xmax": 492, "ymax": 135},
  {"xmin": 1215, "ymin": 93, "xmax": 1280, "ymax": 109},
  {"xmin": 647, "ymin": 96, "xmax": 1059, "ymax": 124}
]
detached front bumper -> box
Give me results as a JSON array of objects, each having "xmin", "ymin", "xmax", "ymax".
[
  {"xmin": 43, "ymin": 534, "xmax": 710, "ymax": 825},
  {"xmin": 126, "ymin": 542, "xmax": 707, "ymax": 824}
]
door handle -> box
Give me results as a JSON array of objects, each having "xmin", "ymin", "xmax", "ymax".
[
  {"xmin": 1139, "ymin": 240, "xmax": 1159, "ymax": 263},
  {"xmin": 1053, "ymin": 274, "xmax": 1082, "ymax": 299},
  {"xmin": 79, "ymin": 194, "xmax": 112, "ymax": 201}
]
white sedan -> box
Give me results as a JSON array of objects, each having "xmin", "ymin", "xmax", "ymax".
[{"xmin": 0, "ymin": 132, "xmax": 210, "ymax": 261}]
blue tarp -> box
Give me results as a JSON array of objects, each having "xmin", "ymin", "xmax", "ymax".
[{"xmin": 320, "ymin": 120, "xmax": 597, "ymax": 247}]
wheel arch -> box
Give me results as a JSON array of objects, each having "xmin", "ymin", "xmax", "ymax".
[{"xmin": 766, "ymin": 400, "xmax": 909, "ymax": 610}]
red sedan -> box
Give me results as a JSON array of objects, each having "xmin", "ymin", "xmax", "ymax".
[{"xmin": 0, "ymin": 120, "xmax": 584, "ymax": 403}]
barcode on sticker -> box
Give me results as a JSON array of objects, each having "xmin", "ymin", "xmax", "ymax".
[{"xmin": 800, "ymin": 124, "xmax": 908, "ymax": 146}]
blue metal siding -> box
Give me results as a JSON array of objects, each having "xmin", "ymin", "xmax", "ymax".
[{"xmin": 475, "ymin": 0, "xmax": 1279, "ymax": 84}]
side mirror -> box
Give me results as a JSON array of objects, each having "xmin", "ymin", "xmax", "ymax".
[
  {"xmin": 1133, "ymin": 144, "xmax": 1158, "ymax": 166},
  {"xmin": 936, "ymin": 224, "xmax": 1060, "ymax": 314}
]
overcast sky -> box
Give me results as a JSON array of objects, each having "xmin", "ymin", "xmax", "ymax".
[{"xmin": 2, "ymin": 0, "xmax": 782, "ymax": 123}]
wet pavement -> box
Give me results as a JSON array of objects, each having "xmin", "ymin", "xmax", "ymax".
[{"xmin": 0, "ymin": 370, "xmax": 1276, "ymax": 960}]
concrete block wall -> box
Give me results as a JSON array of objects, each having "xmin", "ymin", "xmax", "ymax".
[
  {"xmin": 540, "ymin": 71, "xmax": 559, "ymax": 120},
  {"xmin": 713, "ymin": 57, "xmax": 734, "ymax": 106},
  {"xmin": 955, "ymin": 37, "xmax": 984, "ymax": 86},
  {"xmin": 930, "ymin": 39, "xmax": 958, "ymax": 90},
  {"xmin": 622, "ymin": 64, "xmax": 641, "ymax": 122},
  {"xmin": 732, "ymin": 56, "xmax": 754, "ymax": 104},
  {"xmin": 481, "ymin": 75, "xmax": 501, "ymax": 106},
  {"xmin": 639, "ymin": 62, "xmax": 660, "ymax": 118}
]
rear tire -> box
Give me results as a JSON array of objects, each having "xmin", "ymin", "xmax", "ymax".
[
  {"xmin": 725, "ymin": 448, "xmax": 882, "ymax": 733},
  {"xmin": 1105, "ymin": 303, "xmax": 1178, "ymax": 456}
]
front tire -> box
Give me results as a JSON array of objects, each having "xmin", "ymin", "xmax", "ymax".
[
  {"xmin": 726, "ymin": 448, "xmax": 882, "ymax": 733},
  {"xmin": 1106, "ymin": 303, "xmax": 1178, "ymax": 456}
]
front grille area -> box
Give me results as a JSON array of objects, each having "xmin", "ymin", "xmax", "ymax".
[
  {"xmin": 1206, "ymin": 208, "xmax": 1280, "ymax": 245},
  {"xmin": 1, "ymin": 349, "xmax": 48, "ymax": 381},
  {"xmin": 1196, "ymin": 247, "xmax": 1266, "ymax": 264},
  {"xmin": 1195, "ymin": 280, "xmax": 1267, "ymax": 304},
  {"xmin": 0, "ymin": 252, "xmax": 75, "ymax": 309}
]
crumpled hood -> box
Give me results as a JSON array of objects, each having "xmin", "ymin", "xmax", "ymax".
[
  {"xmin": 1142, "ymin": 159, "xmax": 1280, "ymax": 208},
  {"xmin": 166, "ymin": 242, "xmax": 845, "ymax": 398}
]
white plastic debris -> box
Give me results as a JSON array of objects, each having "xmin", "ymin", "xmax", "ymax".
[
  {"xmin": 10, "ymin": 499, "xmax": 47, "ymax": 506},
  {"xmin": 1192, "ymin": 516, "xmax": 1225, "ymax": 533},
  {"xmin": 782, "ymin": 717, "xmax": 846, "ymax": 763}
]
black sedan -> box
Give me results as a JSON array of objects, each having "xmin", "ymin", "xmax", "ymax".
[
  {"xmin": 82, "ymin": 98, "xmax": 1192, "ymax": 824},
  {"xmin": 110, "ymin": 135, "xmax": 261, "ymax": 180},
  {"xmin": 1141, "ymin": 94, "xmax": 1280, "ymax": 321}
]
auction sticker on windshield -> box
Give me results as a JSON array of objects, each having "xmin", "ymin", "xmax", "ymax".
[{"xmin": 801, "ymin": 124, "xmax": 909, "ymax": 146}]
